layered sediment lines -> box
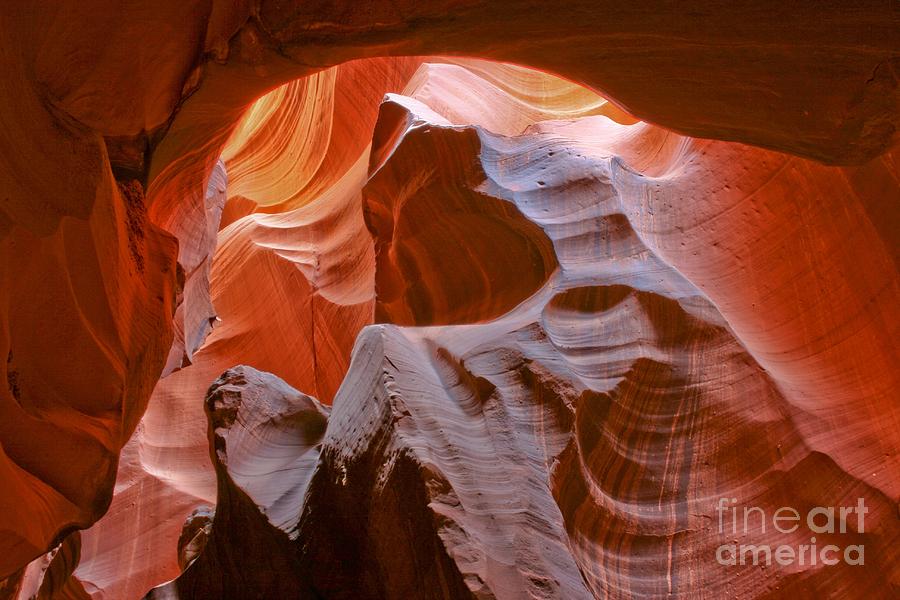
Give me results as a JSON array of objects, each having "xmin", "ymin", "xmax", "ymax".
[
  {"xmin": 76, "ymin": 133, "xmax": 375, "ymax": 600},
  {"xmin": 79, "ymin": 60, "xmax": 900, "ymax": 598},
  {"xmin": 0, "ymin": 171, "xmax": 178, "ymax": 580},
  {"xmin": 145, "ymin": 366, "xmax": 328, "ymax": 600},
  {"xmin": 75, "ymin": 60, "xmax": 420, "ymax": 599},
  {"xmin": 0, "ymin": 2, "xmax": 897, "ymax": 598}
]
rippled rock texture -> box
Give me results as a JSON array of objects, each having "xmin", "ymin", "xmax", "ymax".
[
  {"xmin": 123, "ymin": 82, "xmax": 898, "ymax": 598},
  {"xmin": 146, "ymin": 366, "xmax": 327, "ymax": 599},
  {"xmin": 0, "ymin": 2, "xmax": 898, "ymax": 599}
]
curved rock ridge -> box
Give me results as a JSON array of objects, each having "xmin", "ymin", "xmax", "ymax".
[
  {"xmin": 0, "ymin": 174, "xmax": 178, "ymax": 579},
  {"xmin": 294, "ymin": 324, "xmax": 595, "ymax": 599},
  {"xmin": 466, "ymin": 112, "xmax": 900, "ymax": 501},
  {"xmin": 220, "ymin": 72, "xmax": 340, "ymax": 209},
  {"xmin": 400, "ymin": 59, "xmax": 637, "ymax": 136},
  {"xmin": 75, "ymin": 150, "xmax": 375, "ymax": 599},
  {"xmin": 364, "ymin": 96, "xmax": 559, "ymax": 326},
  {"xmin": 251, "ymin": 0, "xmax": 899, "ymax": 164},
  {"xmin": 143, "ymin": 289, "xmax": 899, "ymax": 598},
  {"xmin": 217, "ymin": 58, "xmax": 424, "ymax": 218},
  {"xmin": 162, "ymin": 160, "xmax": 228, "ymax": 376},
  {"xmin": 0, "ymin": 531, "xmax": 89, "ymax": 600},
  {"xmin": 145, "ymin": 366, "xmax": 327, "ymax": 600},
  {"xmin": 175, "ymin": 507, "xmax": 213, "ymax": 573},
  {"xmin": 204, "ymin": 366, "xmax": 328, "ymax": 536}
]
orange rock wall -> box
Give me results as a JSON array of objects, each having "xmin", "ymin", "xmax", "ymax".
[{"xmin": 0, "ymin": 2, "xmax": 897, "ymax": 597}]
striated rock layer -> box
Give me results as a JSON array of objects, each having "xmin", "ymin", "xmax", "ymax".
[
  {"xmin": 73, "ymin": 61, "xmax": 645, "ymax": 598},
  {"xmin": 145, "ymin": 366, "xmax": 327, "ymax": 600},
  {"xmin": 73, "ymin": 61, "xmax": 419, "ymax": 599},
  {"xmin": 130, "ymin": 69, "xmax": 900, "ymax": 599},
  {"xmin": 0, "ymin": 2, "xmax": 897, "ymax": 599}
]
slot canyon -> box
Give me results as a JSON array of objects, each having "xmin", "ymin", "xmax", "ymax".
[{"xmin": 0, "ymin": 2, "xmax": 898, "ymax": 599}]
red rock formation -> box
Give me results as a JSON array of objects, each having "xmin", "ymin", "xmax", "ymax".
[
  {"xmin": 84, "ymin": 70, "xmax": 899, "ymax": 599},
  {"xmin": 364, "ymin": 97, "xmax": 559, "ymax": 325},
  {"xmin": 162, "ymin": 161, "xmax": 228, "ymax": 375},
  {"xmin": 75, "ymin": 60, "xmax": 417, "ymax": 599},
  {"xmin": 0, "ymin": 171, "xmax": 178, "ymax": 580},
  {"xmin": 146, "ymin": 366, "xmax": 327, "ymax": 599},
  {"xmin": 0, "ymin": 2, "xmax": 897, "ymax": 599},
  {"xmin": 0, "ymin": 532, "xmax": 88, "ymax": 600}
]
